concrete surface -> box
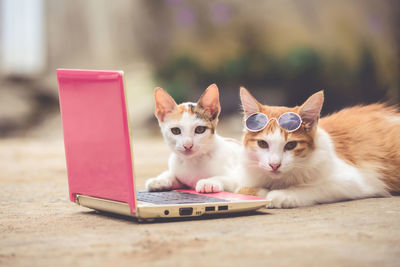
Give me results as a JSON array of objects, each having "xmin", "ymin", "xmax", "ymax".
[{"xmin": 1, "ymin": 138, "xmax": 399, "ymax": 267}]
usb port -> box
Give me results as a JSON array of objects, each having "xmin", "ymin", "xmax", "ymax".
[
  {"xmin": 179, "ymin": 207, "xmax": 193, "ymax": 216},
  {"xmin": 218, "ymin": 205, "xmax": 228, "ymax": 211},
  {"xmin": 205, "ymin": 206, "xmax": 215, "ymax": 212}
]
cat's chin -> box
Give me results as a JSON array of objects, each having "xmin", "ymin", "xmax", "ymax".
[
  {"xmin": 267, "ymin": 171, "xmax": 284, "ymax": 179},
  {"xmin": 177, "ymin": 150, "xmax": 198, "ymax": 158}
]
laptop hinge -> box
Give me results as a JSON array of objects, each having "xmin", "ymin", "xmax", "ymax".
[{"xmin": 75, "ymin": 194, "xmax": 136, "ymax": 217}]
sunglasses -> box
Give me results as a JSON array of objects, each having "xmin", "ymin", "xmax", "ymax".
[{"xmin": 245, "ymin": 112, "xmax": 303, "ymax": 132}]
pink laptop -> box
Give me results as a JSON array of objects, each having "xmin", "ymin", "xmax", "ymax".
[{"xmin": 57, "ymin": 69, "xmax": 268, "ymax": 221}]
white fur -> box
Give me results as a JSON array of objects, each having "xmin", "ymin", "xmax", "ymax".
[
  {"xmin": 237, "ymin": 127, "xmax": 390, "ymax": 208},
  {"xmin": 387, "ymin": 115, "xmax": 400, "ymax": 124},
  {"xmin": 146, "ymin": 103, "xmax": 241, "ymax": 193}
]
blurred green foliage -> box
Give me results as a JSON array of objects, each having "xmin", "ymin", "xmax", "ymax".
[{"xmin": 155, "ymin": 45, "xmax": 386, "ymax": 115}]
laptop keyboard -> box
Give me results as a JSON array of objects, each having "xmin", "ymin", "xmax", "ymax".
[{"xmin": 136, "ymin": 190, "xmax": 229, "ymax": 204}]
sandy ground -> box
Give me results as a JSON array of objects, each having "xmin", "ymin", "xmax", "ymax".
[{"xmin": 1, "ymin": 137, "xmax": 400, "ymax": 267}]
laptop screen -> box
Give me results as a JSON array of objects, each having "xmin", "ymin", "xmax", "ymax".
[{"xmin": 57, "ymin": 69, "xmax": 136, "ymax": 213}]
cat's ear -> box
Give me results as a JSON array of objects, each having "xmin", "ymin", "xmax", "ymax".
[
  {"xmin": 299, "ymin": 90, "xmax": 324, "ymax": 129},
  {"xmin": 197, "ymin": 83, "xmax": 221, "ymax": 120},
  {"xmin": 154, "ymin": 87, "xmax": 177, "ymax": 122},
  {"xmin": 240, "ymin": 87, "xmax": 262, "ymax": 118}
]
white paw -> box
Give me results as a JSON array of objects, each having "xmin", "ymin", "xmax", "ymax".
[
  {"xmin": 195, "ymin": 179, "xmax": 223, "ymax": 193},
  {"xmin": 145, "ymin": 177, "xmax": 173, "ymax": 191},
  {"xmin": 266, "ymin": 190, "xmax": 300, "ymax": 208}
]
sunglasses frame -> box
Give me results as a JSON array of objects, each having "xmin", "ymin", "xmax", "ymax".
[{"xmin": 245, "ymin": 112, "xmax": 303, "ymax": 133}]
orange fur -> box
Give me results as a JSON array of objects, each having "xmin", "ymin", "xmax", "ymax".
[
  {"xmin": 159, "ymin": 103, "xmax": 218, "ymax": 133},
  {"xmin": 154, "ymin": 84, "xmax": 220, "ymax": 133},
  {"xmin": 243, "ymin": 104, "xmax": 315, "ymax": 160},
  {"xmin": 320, "ymin": 104, "xmax": 400, "ymax": 192},
  {"xmin": 167, "ymin": 104, "xmax": 188, "ymax": 121},
  {"xmin": 242, "ymin": 91, "xmax": 400, "ymax": 193},
  {"xmin": 236, "ymin": 186, "xmax": 263, "ymax": 196}
]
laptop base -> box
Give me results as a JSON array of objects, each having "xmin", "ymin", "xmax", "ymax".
[{"xmin": 76, "ymin": 194, "xmax": 268, "ymax": 221}]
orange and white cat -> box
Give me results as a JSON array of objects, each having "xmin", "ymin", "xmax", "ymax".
[
  {"xmin": 145, "ymin": 84, "xmax": 240, "ymax": 193},
  {"xmin": 236, "ymin": 87, "xmax": 400, "ymax": 208}
]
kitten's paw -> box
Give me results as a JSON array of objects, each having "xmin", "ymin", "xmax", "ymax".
[
  {"xmin": 235, "ymin": 187, "xmax": 269, "ymax": 197},
  {"xmin": 266, "ymin": 190, "xmax": 300, "ymax": 208},
  {"xmin": 145, "ymin": 177, "xmax": 173, "ymax": 191},
  {"xmin": 195, "ymin": 179, "xmax": 223, "ymax": 193}
]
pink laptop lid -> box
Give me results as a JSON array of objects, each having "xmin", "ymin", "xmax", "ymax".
[{"xmin": 57, "ymin": 69, "xmax": 136, "ymax": 213}]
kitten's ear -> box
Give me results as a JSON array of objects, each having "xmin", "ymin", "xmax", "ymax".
[
  {"xmin": 240, "ymin": 87, "xmax": 262, "ymax": 118},
  {"xmin": 154, "ymin": 87, "xmax": 177, "ymax": 122},
  {"xmin": 197, "ymin": 83, "xmax": 221, "ymax": 120},
  {"xmin": 299, "ymin": 90, "xmax": 324, "ymax": 129}
]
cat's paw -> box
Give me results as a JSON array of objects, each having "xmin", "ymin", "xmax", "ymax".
[
  {"xmin": 266, "ymin": 190, "xmax": 300, "ymax": 208},
  {"xmin": 235, "ymin": 187, "xmax": 269, "ymax": 197},
  {"xmin": 195, "ymin": 179, "xmax": 223, "ymax": 193},
  {"xmin": 145, "ymin": 177, "xmax": 173, "ymax": 191}
]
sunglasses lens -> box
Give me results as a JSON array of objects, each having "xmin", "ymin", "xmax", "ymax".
[
  {"xmin": 278, "ymin": 113, "xmax": 302, "ymax": 131},
  {"xmin": 246, "ymin": 113, "xmax": 268, "ymax": 131}
]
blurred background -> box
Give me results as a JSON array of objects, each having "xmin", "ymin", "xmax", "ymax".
[{"xmin": 1, "ymin": 0, "xmax": 399, "ymax": 139}]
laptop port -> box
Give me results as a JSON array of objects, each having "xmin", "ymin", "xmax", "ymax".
[
  {"xmin": 218, "ymin": 205, "xmax": 228, "ymax": 211},
  {"xmin": 205, "ymin": 206, "xmax": 215, "ymax": 212},
  {"xmin": 179, "ymin": 207, "xmax": 193, "ymax": 216}
]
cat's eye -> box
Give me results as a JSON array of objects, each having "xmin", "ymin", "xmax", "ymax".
[
  {"xmin": 284, "ymin": 141, "xmax": 297, "ymax": 151},
  {"xmin": 195, "ymin": 126, "xmax": 207, "ymax": 134},
  {"xmin": 171, "ymin": 127, "xmax": 181, "ymax": 135},
  {"xmin": 257, "ymin": 140, "xmax": 269, "ymax": 149}
]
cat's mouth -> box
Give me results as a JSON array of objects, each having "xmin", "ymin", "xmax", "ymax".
[
  {"xmin": 266, "ymin": 168, "xmax": 281, "ymax": 176},
  {"xmin": 267, "ymin": 169, "xmax": 284, "ymax": 179},
  {"xmin": 180, "ymin": 149, "xmax": 197, "ymax": 157}
]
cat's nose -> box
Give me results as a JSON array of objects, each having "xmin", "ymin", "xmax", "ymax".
[
  {"xmin": 269, "ymin": 163, "xmax": 281, "ymax": 171},
  {"xmin": 184, "ymin": 144, "xmax": 193, "ymax": 151}
]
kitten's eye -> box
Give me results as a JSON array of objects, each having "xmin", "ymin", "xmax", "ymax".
[
  {"xmin": 171, "ymin": 127, "xmax": 181, "ymax": 135},
  {"xmin": 195, "ymin": 126, "xmax": 207, "ymax": 134},
  {"xmin": 284, "ymin": 141, "xmax": 297, "ymax": 151},
  {"xmin": 257, "ymin": 140, "xmax": 269, "ymax": 149}
]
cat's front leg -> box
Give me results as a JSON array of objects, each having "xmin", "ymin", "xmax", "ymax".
[
  {"xmin": 195, "ymin": 177, "xmax": 224, "ymax": 193},
  {"xmin": 196, "ymin": 175, "xmax": 241, "ymax": 193},
  {"xmin": 266, "ymin": 182, "xmax": 339, "ymax": 208},
  {"xmin": 266, "ymin": 189, "xmax": 310, "ymax": 208},
  {"xmin": 145, "ymin": 171, "xmax": 182, "ymax": 191},
  {"xmin": 267, "ymin": 181, "xmax": 390, "ymax": 208}
]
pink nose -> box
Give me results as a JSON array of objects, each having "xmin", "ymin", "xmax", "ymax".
[
  {"xmin": 184, "ymin": 144, "xmax": 193, "ymax": 151},
  {"xmin": 269, "ymin": 163, "xmax": 281, "ymax": 171}
]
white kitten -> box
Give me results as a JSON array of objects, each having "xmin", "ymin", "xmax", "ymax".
[
  {"xmin": 236, "ymin": 87, "xmax": 399, "ymax": 208},
  {"xmin": 145, "ymin": 84, "xmax": 241, "ymax": 193}
]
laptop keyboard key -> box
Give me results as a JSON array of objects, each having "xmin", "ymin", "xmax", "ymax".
[{"xmin": 136, "ymin": 190, "xmax": 229, "ymax": 204}]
